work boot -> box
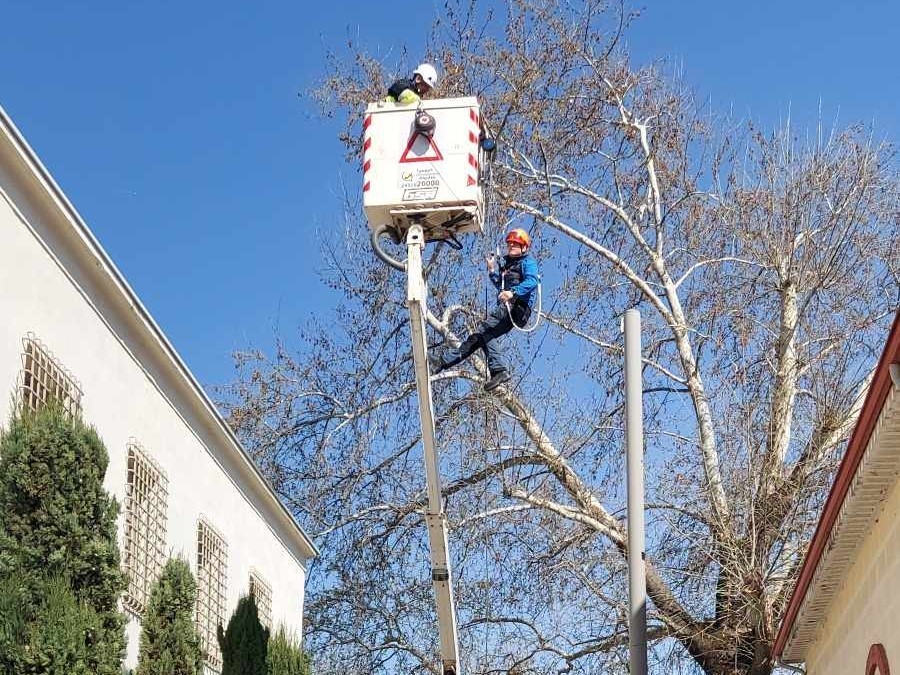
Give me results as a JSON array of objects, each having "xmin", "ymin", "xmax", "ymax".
[{"xmin": 483, "ymin": 370, "xmax": 510, "ymax": 392}]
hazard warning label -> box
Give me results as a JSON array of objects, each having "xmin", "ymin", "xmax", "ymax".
[
  {"xmin": 399, "ymin": 167, "xmax": 441, "ymax": 201},
  {"xmin": 399, "ymin": 131, "xmax": 443, "ymax": 163}
]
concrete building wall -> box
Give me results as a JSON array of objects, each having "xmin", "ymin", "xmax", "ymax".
[
  {"xmin": 806, "ymin": 471, "xmax": 900, "ymax": 674},
  {"xmin": 0, "ymin": 115, "xmax": 312, "ymax": 671}
]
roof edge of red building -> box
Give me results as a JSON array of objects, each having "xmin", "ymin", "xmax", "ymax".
[{"xmin": 773, "ymin": 310, "xmax": 900, "ymax": 660}]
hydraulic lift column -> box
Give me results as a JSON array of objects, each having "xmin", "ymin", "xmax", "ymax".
[{"xmin": 405, "ymin": 223, "xmax": 461, "ymax": 675}]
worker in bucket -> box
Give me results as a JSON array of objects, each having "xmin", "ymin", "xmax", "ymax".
[
  {"xmin": 430, "ymin": 229, "xmax": 540, "ymax": 391},
  {"xmin": 386, "ymin": 63, "xmax": 438, "ymax": 104}
]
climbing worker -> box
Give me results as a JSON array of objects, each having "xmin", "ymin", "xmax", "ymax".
[
  {"xmin": 430, "ymin": 228, "xmax": 540, "ymax": 391},
  {"xmin": 386, "ymin": 63, "xmax": 438, "ymax": 104}
]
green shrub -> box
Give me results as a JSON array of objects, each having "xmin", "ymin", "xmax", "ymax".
[
  {"xmin": 0, "ymin": 406, "xmax": 126, "ymax": 673},
  {"xmin": 267, "ymin": 625, "xmax": 312, "ymax": 675},
  {"xmin": 0, "ymin": 574, "xmax": 120, "ymax": 674},
  {"xmin": 217, "ymin": 595, "xmax": 269, "ymax": 675},
  {"xmin": 0, "ymin": 571, "xmax": 27, "ymax": 673},
  {"xmin": 135, "ymin": 557, "xmax": 203, "ymax": 675}
]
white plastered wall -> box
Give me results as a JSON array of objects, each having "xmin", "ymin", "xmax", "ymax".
[
  {"xmin": 0, "ymin": 129, "xmax": 310, "ymax": 670},
  {"xmin": 805, "ymin": 456, "xmax": 900, "ymax": 674}
]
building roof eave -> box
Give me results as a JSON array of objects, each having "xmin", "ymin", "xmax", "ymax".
[{"xmin": 773, "ymin": 310, "xmax": 900, "ymax": 660}]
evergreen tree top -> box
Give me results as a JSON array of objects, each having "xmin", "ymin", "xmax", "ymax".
[
  {"xmin": 218, "ymin": 595, "xmax": 269, "ymax": 675},
  {"xmin": 136, "ymin": 557, "xmax": 203, "ymax": 675}
]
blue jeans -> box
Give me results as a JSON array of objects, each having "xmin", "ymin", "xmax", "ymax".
[{"xmin": 439, "ymin": 303, "xmax": 530, "ymax": 375}]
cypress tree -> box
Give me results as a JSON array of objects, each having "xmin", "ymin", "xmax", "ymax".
[
  {"xmin": 217, "ymin": 595, "xmax": 269, "ymax": 675},
  {"xmin": 267, "ymin": 625, "xmax": 312, "ymax": 675},
  {"xmin": 135, "ymin": 557, "xmax": 203, "ymax": 675},
  {"xmin": 0, "ymin": 571, "xmax": 27, "ymax": 673},
  {"xmin": 0, "ymin": 405, "xmax": 126, "ymax": 673},
  {"xmin": 0, "ymin": 574, "xmax": 114, "ymax": 675}
]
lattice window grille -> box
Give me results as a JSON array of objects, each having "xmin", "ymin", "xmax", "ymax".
[
  {"xmin": 122, "ymin": 441, "xmax": 168, "ymax": 616},
  {"xmin": 196, "ymin": 519, "xmax": 228, "ymax": 671},
  {"xmin": 19, "ymin": 335, "xmax": 82, "ymax": 418},
  {"xmin": 249, "ymin": 571, "xmax": 273, "ymax": 630}
]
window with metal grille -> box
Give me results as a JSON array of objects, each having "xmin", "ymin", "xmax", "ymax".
[
  {"xmin": 122, "ymin": 441, "xmax": 168, "ymax": 616},
  {"xmin": 248, "ymin": 571, "xmax": 273, "ymax": 630},
  {"xmin": 195, "ymin": 519, "xmax": 228, "ymax": 670},
  {"xmin": 19, "ymin": 335, "xmax": 82, "ymax": 418}
]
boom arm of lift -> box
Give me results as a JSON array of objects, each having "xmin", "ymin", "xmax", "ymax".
[{"xmin": 405, "ymin": 223, "xmax": 461, "ymax": 675}]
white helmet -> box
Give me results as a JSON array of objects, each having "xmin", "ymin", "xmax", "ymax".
[{"xmin": 413, "ymin": 63, "xmax": 438, "ymax": 89}]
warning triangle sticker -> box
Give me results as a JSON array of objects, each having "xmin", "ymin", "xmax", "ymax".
[{"xmin": 399, "ymin": 131, "xmax": 443, "ymax": 163}]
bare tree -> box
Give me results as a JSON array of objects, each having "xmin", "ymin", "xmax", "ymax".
[{"xmin": 223, "ymin": 1, "xmax": 900, "ymax": 673}]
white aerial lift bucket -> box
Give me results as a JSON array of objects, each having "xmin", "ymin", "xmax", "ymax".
[{"xmin": 362, "ymin": 96, "xmax": 487, "ymax": 245}]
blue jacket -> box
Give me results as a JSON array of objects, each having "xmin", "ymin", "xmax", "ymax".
[{"xmin": 489, "ymin": 253, "xmax": 540, "ymax": 308}]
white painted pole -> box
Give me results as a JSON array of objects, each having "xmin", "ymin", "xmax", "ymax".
[{"xmin": 623, "ymin": 309, "xmax": 648, "ymax": 675}]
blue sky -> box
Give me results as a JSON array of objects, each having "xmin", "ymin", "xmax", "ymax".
[{"xmin": 2, "ymin": 0, "xmax": 898, "ymax": 391}]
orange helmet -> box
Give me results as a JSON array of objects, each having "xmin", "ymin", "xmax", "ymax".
[{"xmin": 505, "ymin": 228, "xmax": 531, "ymax": 248}]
